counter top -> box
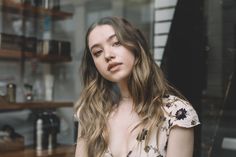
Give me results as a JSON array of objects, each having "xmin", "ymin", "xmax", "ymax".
[
  {"xmin": 0, "ymin": 145, "xmax": 75, "ymax": 157},
  {"xmin": 0, "ymin": 101, "xmax": 73, "ymax": 110}
]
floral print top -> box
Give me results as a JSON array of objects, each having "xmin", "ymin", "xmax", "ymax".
[{"xmin": 104, "ymin": 95, "xmax": 200, "ymax": 157}]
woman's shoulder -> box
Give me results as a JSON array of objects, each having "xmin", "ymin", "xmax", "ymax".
[
  {"xmin": 161, "ymin": 95, "xmax": 200, "ymax": 129},
  {"xmin": 162, "ymin": 95, "xmax": 192, "ymax": 112}
]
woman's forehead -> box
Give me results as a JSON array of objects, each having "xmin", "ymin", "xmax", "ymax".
[{"xmin": 88, "ymin": 25, "xmax": 116, "ymax": 46}]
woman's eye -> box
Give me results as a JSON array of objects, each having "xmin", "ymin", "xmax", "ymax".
[
  {"xmin": 93, "ymin": 50, "xmax": 102, "ymax": 57},
  {"xmin": 113, "ymin": 41, "xmax": 121, "ymax": 46}
]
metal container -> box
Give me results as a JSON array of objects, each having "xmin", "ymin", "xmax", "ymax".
[{"xmin": 6, "ymin": 83, "xmax": 16, "ymax": 103}]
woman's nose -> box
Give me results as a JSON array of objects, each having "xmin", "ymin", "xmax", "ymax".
[{"xmin": 104, "ymin": 49, "xmax": 115, "ymax": 62}]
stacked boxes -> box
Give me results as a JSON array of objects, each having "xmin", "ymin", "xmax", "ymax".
[
  {"xmin": 0, "ymin": 33, "xmax": 23, "ymax": 51},
  {"xmin": 0, "ymin": 33, "xmax": 71, "ymax": 57}
]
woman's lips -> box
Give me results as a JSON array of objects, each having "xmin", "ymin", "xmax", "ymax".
[{"xmin": 107, "ymin": 62, "xmax": 122, "ymax": 71}]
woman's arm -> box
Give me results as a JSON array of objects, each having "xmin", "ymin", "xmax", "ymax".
[
  {"xmin": 75, "ymin": 138, "xmax": 88, "ymax": 157},
  {"xmin": 75, "ymin": 125, "xmax": 88, "ymax": 157},
  {"xmin": 166, "ymin": 126, "xmax": 194, "ymax": 157}
]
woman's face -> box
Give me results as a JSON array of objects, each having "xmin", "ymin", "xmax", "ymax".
[{"xmin": 88, "ymin": 24, "xmax": 135, "ymax": 83}]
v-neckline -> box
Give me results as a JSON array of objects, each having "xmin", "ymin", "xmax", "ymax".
[
  {"xmin": 106, "ymin": 128, "xmax": 148, "ymax": 157},
  {"xmin": 107, "ymin": 142, "xmax": 137, "ymax": 157}
]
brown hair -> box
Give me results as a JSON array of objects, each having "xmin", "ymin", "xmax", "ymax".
[{"xmin": 75, "ymin": 16, "xmax": 183, "ymax": 157}]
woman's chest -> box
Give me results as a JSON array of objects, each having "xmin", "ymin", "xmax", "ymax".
[
  {"xmin": 107, "ymin": 110, "xmax": 142, "ymax": 157},
  {"xmin": 106, "ymin": 116, "xmax": 169, "ymax": 157}
]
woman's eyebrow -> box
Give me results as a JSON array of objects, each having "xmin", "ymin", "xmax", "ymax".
[
  {"xmin": 90, "ymin": 34, "xmax": 117, "ymax": 51},
  {"xmin": 107, "ymin": 34, "xmax": 116, "ymax": 42}
]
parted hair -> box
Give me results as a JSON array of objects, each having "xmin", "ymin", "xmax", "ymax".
[{"xmin": 75, "ymin": 16, "xmax": 183, "ymax": 157}]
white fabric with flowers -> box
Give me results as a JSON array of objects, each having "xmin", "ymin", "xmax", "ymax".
[{"xmin": 104, "ymin": 95, "xmax": 200, "ymax": 157}]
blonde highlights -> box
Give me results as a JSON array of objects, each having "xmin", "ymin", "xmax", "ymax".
[{"xmin": 75, "ymin": 16, "xmax": 181, "ymax": 157}]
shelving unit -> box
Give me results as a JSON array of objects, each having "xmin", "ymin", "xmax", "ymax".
[
  {"xmin": 0, "ymin": 1, "xmax": 73, "ymax": 20},
  {"xmin": 0, "ymin": 49, "xmax": 72, "ymax": 62},
  {"xmin": 0, "ymin": 1, "xmax": 73, "ymax": 62},
  {"xmin": 0, "ymin": 1, "xmax": 75, "ymax": 156}
]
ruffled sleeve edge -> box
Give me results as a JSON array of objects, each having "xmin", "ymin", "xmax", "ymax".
[{"xmin": 163, "ymin": 95, "xmax": 201, "ymax": 129}]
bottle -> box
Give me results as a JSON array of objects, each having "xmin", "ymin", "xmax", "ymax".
[
  {"xmin": 47, "ymin": 110, "xmax": 60, "ymax": 149},
  {"xmin": 6, "ymin": 83, "xmax": 16, "ymax": 103},
  {"xmin": 31, "ymin": 59, "xmax": 45, "ymax": 101},
  {"xmin": 42, "ymin": 111, "xmax": 50, "ymax": 149},
  {"xmin": 36, "ymin": 118, "xmax": 43, "ymax": 151},
  {"xmin": 34, "ymin": 111, "xmax": 48, "ymax": 150},
  {"xmin": 24, "ymin": 83, "xmax": 33, "ymax": 102}
]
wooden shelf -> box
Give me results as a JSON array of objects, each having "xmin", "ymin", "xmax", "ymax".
[
  {"xmin": 0, "ymin": 145, "xmax": 75, "ymax": 157},
  {"xmin": 0, "ymin": 101, "xmax": 73, "ymax": 110},
  {"xmin": 0, "ymin": 1, "xmax": 73, "ymax": 20},
  {"xmin": 37, "ymin": 54, "xmax": 72, "ymax": 63},
  {"xmin": 0, "ymin": 49, "xmax": 34, "ymax": 59},
  {"xmin": 0, "ymin": 49, "xmax": 72, "ymax": 63}
]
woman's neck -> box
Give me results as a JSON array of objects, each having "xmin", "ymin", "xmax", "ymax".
[{"xmin": 117, "ymin": 80, "xmax": 131, "ymax": 99}]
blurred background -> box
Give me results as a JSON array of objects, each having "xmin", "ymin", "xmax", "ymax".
[{"xmin": 0, "ymin": 0, "xmax": 235, "ymax": 156}]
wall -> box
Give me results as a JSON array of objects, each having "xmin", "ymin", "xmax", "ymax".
[
  {"xmin": 205, "ymin": 0, "xmax": 223, "ymax": 97},
  {"xmin": 222, "ymin": 0, "xmax": 236, "ymax": 91}
]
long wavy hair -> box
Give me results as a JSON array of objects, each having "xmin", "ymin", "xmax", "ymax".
[{"xmin": 75, "ymin": 16, "xmax": 183, "ymax": 157}]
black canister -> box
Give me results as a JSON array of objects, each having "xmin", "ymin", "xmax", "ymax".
[
  {"xmin": 47, "ymin": 110, "xmax": 60, "ymax": 149},
  {"xmin": 6, "ymin": 83, "xmax": 16, "ymax": 103}
]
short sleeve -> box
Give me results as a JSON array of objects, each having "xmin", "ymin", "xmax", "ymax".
[{"xmin": 163, "ymin": 95, "xmax": 200, "ymax": 129}]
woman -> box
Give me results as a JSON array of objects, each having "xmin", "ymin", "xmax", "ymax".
[{"xmin": 75, "ymin": 16, "xmax": 200, "ymax": 157}]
